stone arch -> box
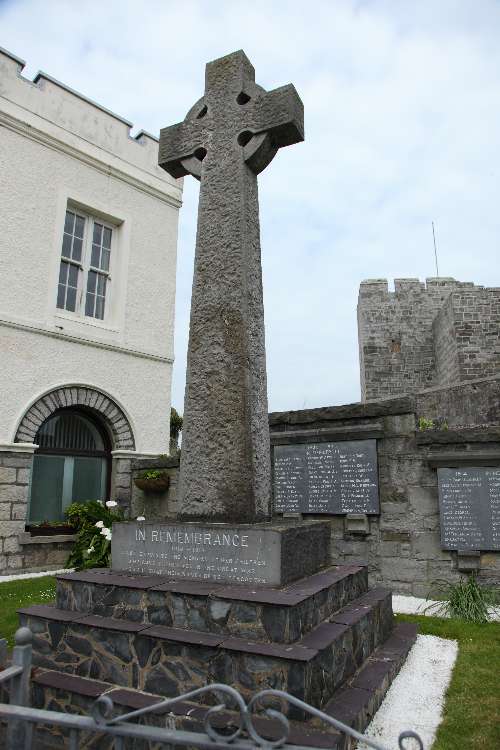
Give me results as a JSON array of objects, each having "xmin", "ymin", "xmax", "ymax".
[{"xmin": 15, "ymin": 386, "xmax": 135, "ymax": 450}]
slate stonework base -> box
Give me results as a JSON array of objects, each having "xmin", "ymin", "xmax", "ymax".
[
  {"xmin": 19, "ymin": 564, "xmax": 401, "ymax": 729},
  {"xmin": 29, "ymin": 621, "xmax": 417, "ymax": 749}
]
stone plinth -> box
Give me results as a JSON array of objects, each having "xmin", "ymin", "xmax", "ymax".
[{"xmin": 111, "ymin": 520, "xmax": 330, "ymax": 586}]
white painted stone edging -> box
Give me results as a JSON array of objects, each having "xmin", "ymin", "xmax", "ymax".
[
  {"xmin": 393, "ymin": 594, "xmax": 500, "ymax": 622},
  {"xmin": 357, "ymin": 634, "xmax": 458, "ymax": 750},
  {"xmin": 0, "ymin": 568, "xmax": 74, "ymax": 583}
]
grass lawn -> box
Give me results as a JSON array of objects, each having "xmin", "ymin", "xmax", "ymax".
[
  {"xmin": 396, "ymin": 613, "xmax": 500, "ymax": 749},
  {"xmin": 0, "ymin": 576, "xmax": 56, "ymax": 648},
  {"xmin": 0, "ymin": 578, "xmax": 498, "ymax": 748}
]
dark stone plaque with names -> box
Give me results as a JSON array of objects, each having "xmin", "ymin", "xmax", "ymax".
[
  {"xmin": 438, "ymin": 467, "xmax": 500, "ymax": 551},
  {"xmin": 273, "ymin": 439, "xmax": 379, "ymax": 515}
]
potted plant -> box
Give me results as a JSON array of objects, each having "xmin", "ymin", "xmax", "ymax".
[{"xmin": 134, "ymin": 469, "xmax": 170, "ymax": 493}]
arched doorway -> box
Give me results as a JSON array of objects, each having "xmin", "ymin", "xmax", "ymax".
[{"xmin": 28, "ymin": 408, "xmax": 111, "ymax": 523}]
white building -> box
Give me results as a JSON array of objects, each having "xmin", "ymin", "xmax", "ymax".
[{"xmin": 0, "ymin": 47, "xmax": 183, "ymax": 573}]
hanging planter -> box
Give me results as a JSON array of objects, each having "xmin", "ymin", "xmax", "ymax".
[{"xmin": 134, "ymin": 470, "xmax": 170, "ymax": 494}]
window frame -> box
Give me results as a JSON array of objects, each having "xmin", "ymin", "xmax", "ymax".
[
  {"xmin": 27, "ymin": 407, "xmax": 112, "ymax": 525},
  {"xmin": 56, "ymin": 207, "xmax": 115, "ymax": 323}
]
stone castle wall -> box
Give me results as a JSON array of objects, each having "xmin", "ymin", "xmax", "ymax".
[{"xmin": 357, "ymin": 277, "xmax": 499, "ymax": 401}]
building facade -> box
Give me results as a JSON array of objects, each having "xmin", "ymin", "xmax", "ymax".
[
  {"xmin": 0, "ymin": 47, "xmax": 183, "ymax": 574},
  {"xmin": 358, "ymin": 277, "xmax": 500, "ymax": 402}
]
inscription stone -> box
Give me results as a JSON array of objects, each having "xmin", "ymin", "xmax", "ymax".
[
  {"xmin": 273, "ymin": 440, "xmax": 379, "ymax": 514},
  {"xmin": 438, "ymin": 467, "xmax": 500, "ymax": 550},
  {"xmin": 111, "ymin": 521, "xmax": 330, "ymax": 586}
]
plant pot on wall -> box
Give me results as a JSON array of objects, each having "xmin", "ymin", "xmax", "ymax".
[{"xmin": 134, "ymin": 471, "xmax": 170, "ymax": 494}]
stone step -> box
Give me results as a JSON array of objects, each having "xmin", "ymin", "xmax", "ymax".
[
  {"xmin": 29, "ymin": 622, "xmax": 418, "ymax": 750},
  {"xmin": 19, "ymin": 587, "xmax": 392, "ymax": 715},
  {"xmin": 55, "ymin": 564, "xmax": 368, "ymax": 643}
]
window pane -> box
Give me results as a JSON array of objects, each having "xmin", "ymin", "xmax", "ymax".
[
  {"xmin": 87, "ymin": 270, "xmax": 97, "ymax": 293},
  {"xmin": 93, "ymin": 223, "xmax": 103, "ymax": 244},
  {"xmin": 29, "ymin": 455, "xmax": 65, "ymax": 522},
  {"xmin": 85, "ymin": 293, "xmax": 95, "ymax": 317},
  {"xmin": 97, "ymin": 274, "xmax": 106, "ymax": 296},
  {"xmin": 66, "ymin": 286, "xmax": 77, "ymax": 311},
  {"xmin": 91, "ymin": 244, "xmax": 101, "ymax": 268},
  {"xmin": 102, "ymin": 227, "xmax": 112, "ymax": 249},
  {"xmin": 74, "ymin": 215, "xmax": 85, "ymax": 238},
  {"xmin": 95, "ymin": 296, "xmax": 105, "ymax": 320},
  {"xmin": 72, "ymin": 237, "xmax": 83, "ymax": 262},
  {"xmin": 57, "ymin": 284, "xmax": 65, "ymax": 309},
  {"xmin": 101, "ymin": 248, "xmax": 110, "ymax": 271},
  {"xmin": 62, "ymin": 233, "xmax": 72, "ymax": 258},
  {"xmin": 64, "ymin": 211, "xmax": 75, "ymax": 234},
  {"xmin": 68, "ymin": 264, "xmax": 79, "ymax": 287},
  {"xmin": 59, "ymin": 262, "xmax": 68, "ymax": 284},
  {"xmin": 73, "ymin": 457, "xmax": 107, "ymax": 503}
]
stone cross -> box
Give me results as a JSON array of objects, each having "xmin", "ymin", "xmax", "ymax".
[{"xmin": 159, "ymin": 50, "xmax": 304, "ymax": 523}]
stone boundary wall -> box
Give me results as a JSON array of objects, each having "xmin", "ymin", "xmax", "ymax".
[{"xmin": 269, "ymin": 391, "xmax": 500, "ymax": 595}]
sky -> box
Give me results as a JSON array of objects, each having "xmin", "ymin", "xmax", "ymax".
[{"xmin": 1, "ymin": 0, "xmax": 500, "ymax": 414}]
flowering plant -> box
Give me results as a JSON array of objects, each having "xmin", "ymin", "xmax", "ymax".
[{"xmin": 65, "ymin": 500, "xmax": 122, "ymax": 570}]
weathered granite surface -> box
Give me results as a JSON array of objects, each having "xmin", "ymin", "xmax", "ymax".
[{"xmin": 159, "ymin": 50, "xmax": 304, "ymax": 523}]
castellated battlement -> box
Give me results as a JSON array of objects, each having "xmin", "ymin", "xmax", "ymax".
[
  {"xmin": 358, "ymin": 277, "xmax": 500, "ymax": 401},
  {"xmin": 0, "ymin": 46, "xmax": 180, "ymax": 194}
]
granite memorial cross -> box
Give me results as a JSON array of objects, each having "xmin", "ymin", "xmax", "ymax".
[{"xmin": 159, "ymin": 50, "xmax": 304, "ymax": 524}]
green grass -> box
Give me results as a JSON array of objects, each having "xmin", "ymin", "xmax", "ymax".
[
  {"xmin": 396, "ymin": 614, "xmax": 500, "ymax": 749},
  {"xmin": 0, "ymin": 576, "xmax": 56, "ymax": 648},
  {"xmin": 0, "ymin": 579, "xmax": 498, "ymax": 748}
]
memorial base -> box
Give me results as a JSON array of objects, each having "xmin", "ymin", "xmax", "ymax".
[
  {"xmin": 19, "ymin": 563, "xmax": 417, "ymax": 748},
  {"xmin": 111, "ymin": 519, "xmax": 331, "ymax": 586}
]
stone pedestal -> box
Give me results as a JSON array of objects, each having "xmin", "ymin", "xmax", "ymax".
[{"xmin": 111, "ymin": 520, "xmax": 330, "ymax": 586}]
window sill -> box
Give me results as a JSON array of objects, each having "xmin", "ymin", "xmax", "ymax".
[
  {"xmin": 19, "ymin": 532, "xmax": 77, "ymax": 545},
  {"xmin": 53, "ymin": 312, "xmax": 119, "ymax": 334}
]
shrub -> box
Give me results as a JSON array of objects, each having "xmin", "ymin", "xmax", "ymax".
[
  {"xmin": 428, "ymin": 575, "xmax": 498, "ymax": 624},
  {"xmin": 65, "ymin": 500, "xmax": 122, "ymax": 571}
]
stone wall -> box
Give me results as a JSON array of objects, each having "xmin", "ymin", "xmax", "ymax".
[
  {"xmin": 0, "ymin": 448, "xmax": 73, "ymax": 574},
  {"xmin": 130, "ymin": 456, "xmax": 180, "ymax": 521},
  {"xmin": 451, "ymin": 287, "xmax": 500, "ymax": 382},
  {"xmin": 357, "ymin": 277, "xmax": 498, "ymax": 401},
  {"xmin": 269, "ymin": 395, "xmax": 500, "ymax": 595},
  {"xmin": 417, "ymin": 374, "xmax": 500, "ymax": 428}
]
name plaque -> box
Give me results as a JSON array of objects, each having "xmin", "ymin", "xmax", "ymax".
[
  {"xmin": 273, "ymin": 439, "xmax": 379, "ymax": 514},
  {"xmin": 111, "ymin": 522, "xmax": 281, "ymax": 585},
  {"xmin": 438, "ymin": 467, "xmax": 500, "ymax": 551}
]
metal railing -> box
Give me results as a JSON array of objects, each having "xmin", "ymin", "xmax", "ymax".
[{"xmin": 0, "ymin": 627, "xmax": 424, "ymax": 750}]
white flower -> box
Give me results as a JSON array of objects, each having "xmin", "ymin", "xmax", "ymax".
[
  {"xmin": 104, "ymin": 530, "xmax": 112, "ymax": 541},
  {"xmin": 106, "ymin": 500, "xmax": 118, "ymax": 508},
  {"xmin": 100, "ymin": 526, "xmax": 110, "ymax": 536},
  {"xmin": 95, "ymin": 521, "xmax": 104, "ymax": 528},
  {"xmin": 87, "ymin": 546, "xmax": 95, "ymax": 554},
  {"xmin": 136, "ymin": 516, "xmax": 145, "ymax": 521}
]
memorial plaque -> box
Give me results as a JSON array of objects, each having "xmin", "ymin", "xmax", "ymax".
[
  {"xmin": 438, "ymin": 467, "xmax": 500, "ymax": 551},
  {"xmin": 111, "ymin": 522, "xmax": 282, "ymax": 585},
  {"xmin": 273, "ymin": 439, "xmax": 379, "ymax": 514}
]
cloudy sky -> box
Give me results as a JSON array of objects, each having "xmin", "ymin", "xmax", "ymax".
[{"xmin": 2, "ymin": 0, "xmax": 499, "ymax": 413}]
